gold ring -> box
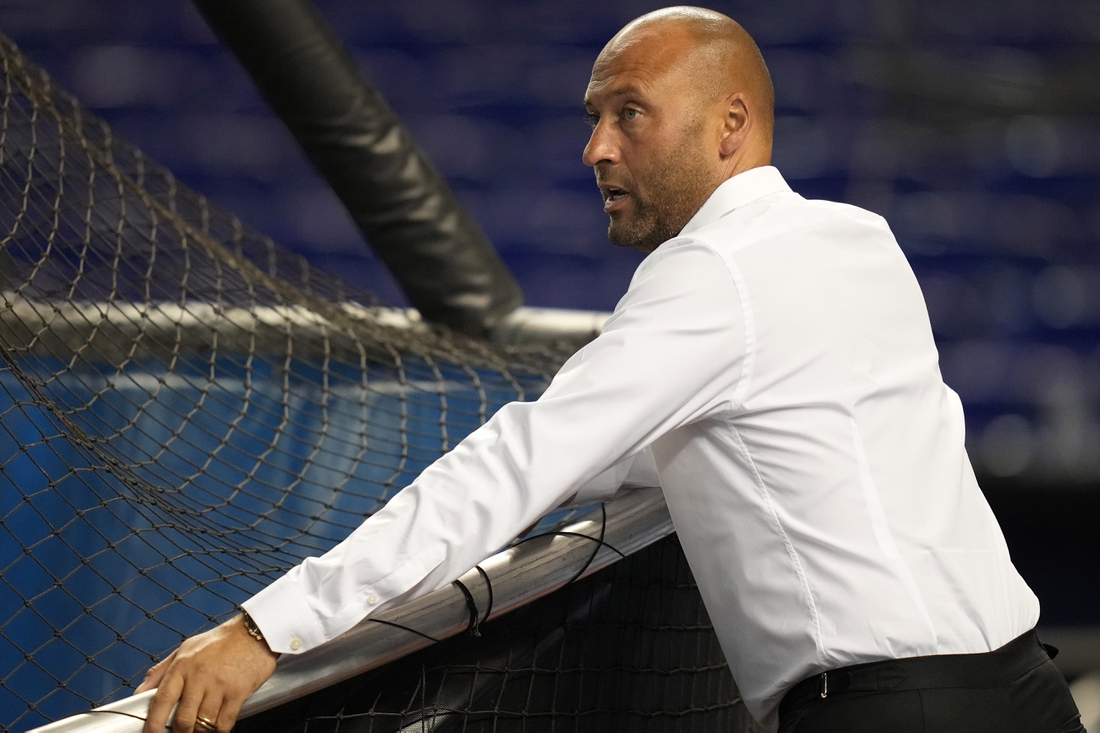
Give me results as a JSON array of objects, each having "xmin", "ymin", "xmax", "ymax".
[{"xmin": 196, "ymin": 716, "xmax": 217, "ymax": 730}]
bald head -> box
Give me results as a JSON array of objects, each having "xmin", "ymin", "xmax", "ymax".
[
  {"xmin": 598, "ymin": 7, "xmax": 774, "ymax": 148},
  {"xmin": 583, "ymin": 8, "xmax": 774, "ymax": 253}
]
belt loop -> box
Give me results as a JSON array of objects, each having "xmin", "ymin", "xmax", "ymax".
[{"xmin": 820, "ymin": 672, "xmax": 828, "ymax": 699}]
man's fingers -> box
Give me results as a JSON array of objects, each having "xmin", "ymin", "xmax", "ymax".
[
  {"xmin": 136, "ymin": 652, "xmax": 176, "ymax": 695},
  {"xmin": 213, "ymin": 697, "xmax": 239, "ymax": 733},
  {"xmin": 136, "ymin": 617, "xmax": 279, "ymax": 733},
  {"xmin": 216, "ymin": 690, "xmax": 251, "ymax": 733},
  {"xmin": 143, "ymin": 670, "xmax": 182, "ymax": 733},
  {"xmin": 170, "ymin": 682, "xmax": 206, "ymax": 733},
  {"xmin": 193, "ymin": 699, "xmax": 224, "ymax": 733}
]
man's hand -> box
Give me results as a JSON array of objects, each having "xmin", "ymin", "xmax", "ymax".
[{"xmin": 136, "ymin": 615, "xmax": 279, "ymax": 733}]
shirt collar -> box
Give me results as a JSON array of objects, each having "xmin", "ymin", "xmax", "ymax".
[{"xmin": 679, "ymin": 166, "xmax": 792, "ymax": 237}]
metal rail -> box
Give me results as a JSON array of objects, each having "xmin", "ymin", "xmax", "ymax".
[
  {"xmin": 0, "ymin": 296, "xmax": 610, "ymax": 356},
  {"xmin": 29, "ymin": 488, "xmax": 673, "ymax": 733},
  {"xmin": 17, "ymin": 298, "xmax": 632, "ymax": 732}
]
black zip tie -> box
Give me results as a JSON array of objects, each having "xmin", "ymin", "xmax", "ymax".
[
  {"xmin": 475, "ymin": 564, "xmax": 494, "ymax": 627},
  {"xmin": 452, "ymin": 577, "xmax": 481, "ymax": 637}
]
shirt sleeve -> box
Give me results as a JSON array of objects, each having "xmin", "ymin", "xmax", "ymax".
[
  {"xmin": 243, "ymin": 238, "xmax": 747, "ymax": 654},
  {"xmin": 566, "ymin": 445, "xmax": 660, "ymax": 506}
]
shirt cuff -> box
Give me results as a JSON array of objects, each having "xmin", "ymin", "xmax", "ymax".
[{"xmin": 242, "ymin": 571, "xmax": 327, "ymax": 655}]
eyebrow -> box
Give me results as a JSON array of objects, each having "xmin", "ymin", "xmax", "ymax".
[{"xmin": 584, "ymin": 84, "xmax": 646, "ymax": 108}]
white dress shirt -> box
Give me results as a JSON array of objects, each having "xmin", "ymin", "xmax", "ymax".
[{"xmin": 244, "ymin": 166, "xmax": 1039, "ymax": 729}]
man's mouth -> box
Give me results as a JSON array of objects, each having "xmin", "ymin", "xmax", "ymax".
[{"xmin": 602, "ymin": 186, "xmax": 630, "ymax": 212}]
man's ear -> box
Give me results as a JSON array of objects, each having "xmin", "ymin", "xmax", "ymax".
[{"xmin": 718, "ymin": 93, "xmax": 750, "ymax": 157}]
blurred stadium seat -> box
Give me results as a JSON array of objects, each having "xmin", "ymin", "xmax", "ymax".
[{"xmin": 1, "ymin": 0, "xmax": 1097, "ymax": 705}]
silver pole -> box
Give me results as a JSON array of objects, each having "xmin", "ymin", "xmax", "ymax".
[
  {"xmin": 29, "ymin": 488, "xmax": 672, "ymax": 733},
  {"xmin": 0, "ymin": 297, "xmax": 609, "ymax": 355}
]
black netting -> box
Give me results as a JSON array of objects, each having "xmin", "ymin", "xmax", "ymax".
[
  {"xmin": 0, "ymin": 33, "xmax": 752, "ymax": 732},
  {"xmin": 237, "ymin": 535, "xmax": 761, "ymax": 733}
]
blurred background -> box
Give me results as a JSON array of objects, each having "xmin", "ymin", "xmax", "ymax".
[{"xmin": 0, "ymin": 0, "xmax": 1097, "ymax": 697}]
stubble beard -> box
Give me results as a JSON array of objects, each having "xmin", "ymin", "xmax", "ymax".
[{"xmin": 606, "ymin": 127, "xmax": 719, "ymax": 255}]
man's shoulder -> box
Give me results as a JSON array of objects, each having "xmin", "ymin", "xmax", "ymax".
[{"xmin": 687, "ymin": 191, "xmax": 892, "ymax": 254}]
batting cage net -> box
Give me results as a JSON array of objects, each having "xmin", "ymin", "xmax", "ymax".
[
  {"xmin": 0, "ymin": 33, "xmax": 752, "ymax": 732},
  {"xmin": 235, "ymin": 534, "xmax": 753, "ymax": 733}
]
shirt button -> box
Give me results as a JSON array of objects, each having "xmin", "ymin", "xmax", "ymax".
[
  {"xmin": 289, "ymin": 637, "xmax": 302, "ymax": 651},
  {"xmin": 366, "ymin": 594, "xmax": 378, "ymax": 605}
]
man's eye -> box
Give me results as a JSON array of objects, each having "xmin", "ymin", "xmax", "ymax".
[
  {"xmin": 622, "ymin": 108, "xmax": 639, "ymax": 121},
  {"xmin": 584, "ymin": 112, "xmax": 599, "ymax": 128}
]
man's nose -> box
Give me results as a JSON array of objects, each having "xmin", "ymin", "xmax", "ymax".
[{"xmin": 582, "ymin": 122, "xmax": 619, "ymax": 167}]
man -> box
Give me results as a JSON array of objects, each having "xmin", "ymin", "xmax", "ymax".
[{"xmin": 138, "ymin": 7, "xmax": 1083, "ymax": 732}]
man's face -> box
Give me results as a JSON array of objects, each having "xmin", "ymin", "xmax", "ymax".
[{"xmin": 583, "ymin": 33, "xmax": 721, "ymax": 254}]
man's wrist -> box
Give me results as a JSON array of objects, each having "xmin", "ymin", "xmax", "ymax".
[
  {"xmin": 240, "ymin": 609, "xmax": 265, "ymax": 643},
  {"xmin": 238, "ymin": 609, "xmax": 276, "ymax": 657}
]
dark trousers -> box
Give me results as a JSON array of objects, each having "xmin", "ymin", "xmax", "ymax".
[{"xmin": 778, "ymin": 630, "xmax": 1084, "ymax": 732}]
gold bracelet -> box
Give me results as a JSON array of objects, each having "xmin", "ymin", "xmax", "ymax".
[{"xmin": 240, "ymin": 610, "xmax": 265, "ymax": 643}]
